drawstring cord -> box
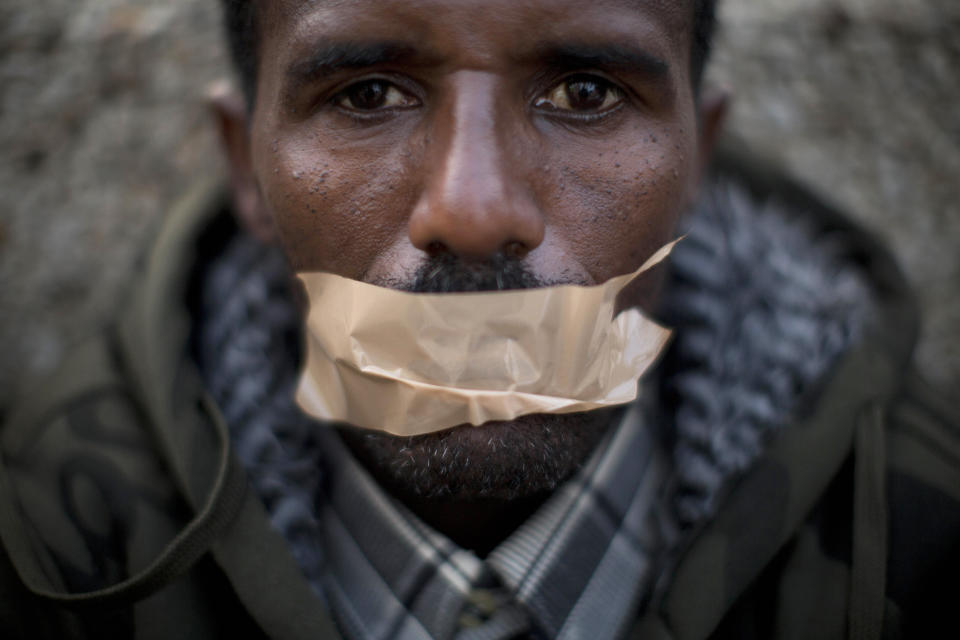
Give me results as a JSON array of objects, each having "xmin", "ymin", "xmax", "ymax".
[
  {"xmin": 849, "ymin": 403, "xmax": 888, "ymax": 640},
  {"xmin": 0, "ymin": 392, "xmax": 246, "ymax": 609}
]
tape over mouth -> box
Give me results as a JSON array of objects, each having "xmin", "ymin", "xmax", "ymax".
[{"xmin": 295, "ymin": 239, "xmax": 679, "ymax": 436}]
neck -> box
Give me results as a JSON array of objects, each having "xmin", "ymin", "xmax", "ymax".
[{"xmin": 398, "ymin": 492, "xmax": 551, "ymax": 557}]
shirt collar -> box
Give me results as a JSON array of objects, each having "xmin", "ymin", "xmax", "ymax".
[{"xmin": 316, "ymin": 398, "xmax": 675, "ymax": 640}]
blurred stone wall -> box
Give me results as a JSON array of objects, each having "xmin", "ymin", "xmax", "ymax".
[
  {"xmin": 1, "ymin": 0, "xmax": 957, "ymax": 409},
  {"xmin": 711, "ymin": 0, "xmax": 960, "ymax": 394}
]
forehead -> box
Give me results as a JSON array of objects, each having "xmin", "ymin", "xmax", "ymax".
[
  {"xmin": 260, "ymin": 0, "xmax": 693, "ymax": 63},
  {"xmin": 268, "ymin": 0, "xmax": 690, "ymax": 19}
]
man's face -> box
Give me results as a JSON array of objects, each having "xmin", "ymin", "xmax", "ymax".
[{"xmin": 236, "ymin": 0, "xmax": 704, "ymax": 501}]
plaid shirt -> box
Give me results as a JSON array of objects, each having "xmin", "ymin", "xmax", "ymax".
[{"xmin": 315, "ymin": 399, "xmax": 677, "ymax": 640}]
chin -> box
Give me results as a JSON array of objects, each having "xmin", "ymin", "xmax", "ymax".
[{"xmin": 338, "ymin": 409, "xmax": 618, "ymax": 502}]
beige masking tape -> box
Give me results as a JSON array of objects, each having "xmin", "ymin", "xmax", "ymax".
[{"xmin": 295, "ymin": 239, "xmax": 679, "ymax": 436}]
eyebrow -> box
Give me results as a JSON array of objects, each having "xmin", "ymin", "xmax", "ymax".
[
  {"xmin": 528, "ymin": 42, "xmax": 671, "ymax": 80},
  {"xmin": 286, "ymin": 40, "xmax": 427, "ymax": 84}
]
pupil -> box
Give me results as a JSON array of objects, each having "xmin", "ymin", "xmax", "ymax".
[
  {"xmin": 352, "ymin": 82, "xmax": 386, "ymax": 109},
  {"xmin": 566, "ymin": 79, "xmax": 605, "ymax": 110}
]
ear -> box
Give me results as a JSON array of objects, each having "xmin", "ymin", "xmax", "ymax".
[
  {"xmin": 207, "ymin": 82, "xmax": 276, "ymax": 244},
  {"xmin": 687, "ymin": 86, "xmax": 730, "ymax": 203}
]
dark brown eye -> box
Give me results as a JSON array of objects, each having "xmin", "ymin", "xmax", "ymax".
[
  {"xmin": 566, "ymin": 78, "xmax": 607, "ymax": 110},
  {"xmin": 335, "ymin": 80, "xmax": 419, "ymax": 111},
  {"xmin": 535, "ymin": 75, "xmax": 623, "ymax": 113},
  {"xmin": 347, "ymin": 80, "xmax": 387, "ymax": 109}
]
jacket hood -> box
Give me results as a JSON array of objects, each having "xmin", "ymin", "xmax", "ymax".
[
  {"xmin": 173, "ymin": 138, "xmax": 922, "ymax": 634},
  {"xmin": 640, "ymin": 141, "xmax": 920, "ymax": 639},
  {"xmin": 115, "ymin": 140, "xmax": 922, "ymax": 638}
]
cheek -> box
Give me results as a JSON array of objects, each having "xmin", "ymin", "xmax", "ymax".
[
  {"xmin": 543, "ymin": 120, "xmax": 695, "ymax": 282},
  {"xmin": 256, "ymin": 132, "xmax": 421, "ymax": 277}
]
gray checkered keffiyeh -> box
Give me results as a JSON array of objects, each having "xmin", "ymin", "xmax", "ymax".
[{"xmin": 315, "ymin": 400, "xmax": 676, "ymax": 640}]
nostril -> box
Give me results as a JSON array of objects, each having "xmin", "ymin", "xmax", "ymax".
[
  {"xmin": 503, "ymin": 241, "xmax": 527, "ymax": 259},
  {"xmin": 425, "ymin": 240, "xmax": 448, "ymax": 257}
]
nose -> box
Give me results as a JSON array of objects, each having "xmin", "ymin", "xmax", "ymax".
[{"xmin": 408, "ymin": 72, "xmax": 545, "ymax": 261}]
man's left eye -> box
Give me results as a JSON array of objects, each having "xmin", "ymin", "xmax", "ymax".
[
  {"xmin": 535, "ymin": 75, "xmax": 624, "ymax": 113},
  {"xmin": 333, "ymin": 80, "xmax": 419, "ymax": 111}
]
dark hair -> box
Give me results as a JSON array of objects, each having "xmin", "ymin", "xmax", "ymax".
[
  {"xmin": 220, "ymin": 0, "xmax": 259, "ymax": 108},
  {"xmin": 220, "ymin": 0, "xmax": 718, "ymax": 109},
  {"xmin": 691, "ymin": 0, "xmax": 718, "ymax": 90}
]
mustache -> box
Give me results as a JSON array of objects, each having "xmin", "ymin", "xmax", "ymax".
[{"xmin": 377, "ymin": 254, "xmax": 571, "ymax": 293}]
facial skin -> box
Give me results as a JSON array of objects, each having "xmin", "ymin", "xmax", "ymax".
[{"xmin": 216, "ymin": 0, "xmax": 726, "ymax": 551}]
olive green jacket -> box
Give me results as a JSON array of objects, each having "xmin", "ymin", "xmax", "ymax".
[{"xmin": 2, "ymin": 153, "xmax": 958, "ymax": 639}]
